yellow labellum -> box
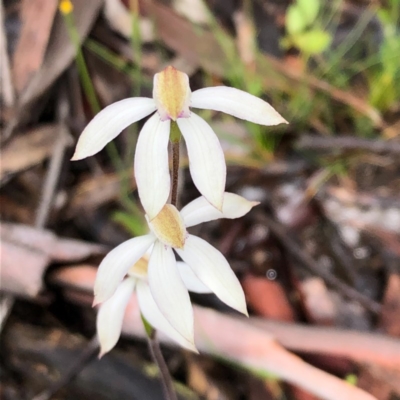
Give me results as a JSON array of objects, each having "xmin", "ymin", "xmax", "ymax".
[
  {"xmin": 153, "ymin": 66, "xmax": 191, "ymax": 121},
  {"xmin": 128, "ymin": 256, "xmax": 149, "ymax": 279},
  {"xmin": 149, "ymin": 204, "xmax": 186, "ymax": 249}
]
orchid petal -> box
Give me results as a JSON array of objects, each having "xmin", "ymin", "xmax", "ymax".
[
  {"xmin": 177, "ymin": 262, "xmax": 211, "ymax": 294},
  {"xmin": 94, "ymin": 234, "xmax": 155, "ymax": 305},
  {"xmin": 177, "ymin": 113, "xmax": 226, "ymax": 211},
  {"xmin": 97, "ymin": 277, "xmax": 136, "ymax": 357},
  {"xmin": 148, "ymin": 241, "xmax": 194, "ymax": 344},
  {"xmin": 191, "ymin": 87, "xmax": 288, "ymax": 126},
  {"xmin": 136, "ymin": 280, "xmax": 197, "ymax": 352},
  {"xmin": 71, "ymin": 98, "xmax": 156, "ymax": 160},
  {"xmin": 134, "ymin": 113, "xmax": 171, "ymax": 220},
  {"xmin": 181, "ymin": 192, "xmax": 259, "ymax": 228},
  {"xmin": 177, "ymin": 235, "xmax": 248, "ymax": 316}
]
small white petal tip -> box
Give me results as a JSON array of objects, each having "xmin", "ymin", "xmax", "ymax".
[
  {"xmin": 212, "ymin": 197, "xmax": 224, "ymax": 212},
  {"xmin": 189, "ymin": 343, "xmax": 199, "ymax": 353},
  {"xmin": 241, "ymin": 305, "xmax": 249, "ymax": 317},
  {"xmin": 179, "ymin": 336, "xmax": 198, "ymax": 353},
  {"xmin": 70, "ymin": 152, "xmax": 82, "ymax": 161}
]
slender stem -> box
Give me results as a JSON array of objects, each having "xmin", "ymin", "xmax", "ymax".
[
  {"xmin": 147, "ymin": 332, "xmax": 178, "ymax": 400},
  {"xmin": 129, "ymin": 0, "xmax": 142, "ymax": 97},
  {"xmin": 171, "ymin": 141, "xmax": 180, "ymax": 207}
]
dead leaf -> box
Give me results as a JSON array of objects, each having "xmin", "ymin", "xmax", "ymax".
[
  {"xmin": 103, "ymin": 0, "xmax": 154, "ymax": 42},
  {"xmin": 145, "ymin": 1, "xmax": 225, "ymax": 76},
  {"xmin": 173, "ymin": 0, "xmax": 210, "ymax": 25},
  {"xmin": 50, "ymin": 264, "xmax": 97, "ymax": 293},
  {"xmin": 12, "ymin": 0, "xmax": 58, "ymax": 93},
  {"xmin": 0, "ymin": 124, "xmax": 59, "ymax": 183},
  {"xmin": 358, "ymin": 364, "xmax": 400, "ymax": 400},
  {"xmin": 290, "ymin": 387, "xmax": 320, "ymax": 400},
  {"xmin": 0, "ymin": 195, "xmax": 34, "ymax": 224},
  {"xmin": 0, "ymin": 1, "xmax": 15, "ymax": 107},
  {"xmin": 0, "ymin": 223, "xmax": 106, "ymax": 297},
  {"xmin": 301, "ymin": 277, "xmax": 337, "ymax": 325},
  {"xmin": 379, "ymin": 274, "xmax": 400, "ymax": 337},
  {"xmin": 7, "ymin": 0, "xmax": 103, "ymax": 135},
  {"xmin": 242, "ymin": 275, "xmax": 295, "ymax": 322},
  {"xmin": 233, "ymin": 10, "xmax": 256, "ymax": 69},
  {"xmin": 66, "ymin": 173, "xmax": 122, "ymax": 218},
  {"xmin": 186, "ymin": 358, "xmax": 229, "ymax": 400},
  {"xmin": 0, "ymin": 235, "xmax": 50, "ymax": 297}
]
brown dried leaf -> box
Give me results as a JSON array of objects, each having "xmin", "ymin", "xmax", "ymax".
[
  {"xmin": 0, "ymin": 124, "xmax": 59, "ymax": 182},
  {"xmin": 0, "ymin": 235, "xmax": 50, "ymax": 297},
  {"xmin": 0, "ymin": 223, "xmax": 106, "ymax": 297},
  {"xmin": 145, "ymin": 1, "xmax": 224, "ymax": 76},
  {"xmin": 187, "ymin": 358, "xmax": 229, "ymax": 400},
  {"xmin": 301, "ymin": 277, "xmax": 337, "ymax": 325},
  {"xmin": 242, "ymin": 275, "xmax": 295, "ymax": 322},
  {"xmin": 103, "ymin": 0, "xmax": 154, "ymax": 42},
  {"xmin": 0, "ymin": 1, "xmax": 15, "ymax": 107},
  {"xmin": 233, "ymin": 10, "xmax": 256, "ymax": 69},
  {"xmin": 12, "ymin": 0, "xmax": 58, "ymax": 93},
  {"xmin": 66, "ymin": 173, "xmax": 122, "ymax": 218},
  {"xmin": 0, "ymin": 195, "xmax": 34, "ymax": 224},
  {"xmin": 358, "ymin": 364, "xmax": 400, "ymax": 400},
  {"xmin": 8, "ymin": 0, "xmax": 103, "ymax": 134},
  {"xmin": 290, "ymin": 387, "xmax": 320, "ymax": 400},
  {"xmin": 379, "ymin": 274, "xmax": 400, "ymax": 337}
]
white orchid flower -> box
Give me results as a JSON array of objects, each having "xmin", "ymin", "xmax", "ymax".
[
  {"xmin": 72, "ymin": 66, "xmax": 287, "ymax": 219},
  {"xmin": 97, "ymin": 255, "xmax": 210, "ymax": 356},
  {"xmin": 94, "ymin": 192, "xmax": 259, "ymax": 350}
]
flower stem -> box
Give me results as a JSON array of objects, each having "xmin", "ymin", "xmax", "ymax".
[
  {"xmin": 147, "ymin": 332, "xmax": 178, "ymax": 400},
  {"xmin": 171, "ymin": 141, "xmax": 180, "ymax": 207}
]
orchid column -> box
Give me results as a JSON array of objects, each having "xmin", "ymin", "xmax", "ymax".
[{"xmin": 72, "ymin": 65, "xmax": 287, "ymax": 399}]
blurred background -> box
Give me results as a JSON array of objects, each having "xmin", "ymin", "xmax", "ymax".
[{"xmin": 1, "ymin": 0, "xmax": 400, "ymax": 399}]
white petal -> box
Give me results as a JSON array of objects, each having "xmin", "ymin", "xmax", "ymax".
[
  {"xmin": 72, "ymin": 98, "xmax": 156, "ymax": 160},
  {"xmin": 97, "ymin": 277, "xmax": 136, "ymax": 357},
  {"xmin": 148, "ymin": 241, "xmax": 194, "ymax": 344},
  {"xmin": 134, "ymin": 113, "xmax": 171, "ymax": 220},
  {"xmin": 177, "ymin": 261, "xmax": 212, "ymax": 294},
  {"xmin": 177, "ymin": 113, "xmax": 226, "ymax": 211},
  {"xmin": 176, "ymin": 235, "xmax": 248, "ymax": 315},
  {"xmin": 94, "ymin": 234, "xmax": 155, "ymax": 305},
  {"xmin": 136, "ymin": 280, "xmax": 197, "ymax": 351},
  {"xmin": 191, "ymin": 87, "xmax": 288, "ymax": 126},
  {"xmin": 181, "ymin": 192, "xmax": 259, "ymax": 228}
]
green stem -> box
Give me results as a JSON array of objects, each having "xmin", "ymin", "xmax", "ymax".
[
  {"xmin": 62, "ymin": 10, "xmax": 144, "ymax": 228},
  {"xmin": 130, "ymin": 0, "xmax": 142, "ymax": 97},
  {"xmin": 63, "ymin": 13, "xmax": 100, "ymax": 113}
]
